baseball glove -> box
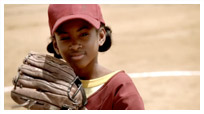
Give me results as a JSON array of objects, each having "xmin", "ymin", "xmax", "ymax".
[{"xmin": 11, "ymin": 51, "xmax": 87, "ymax": 110}]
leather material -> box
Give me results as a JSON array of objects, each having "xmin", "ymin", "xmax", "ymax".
[{"xmin": 11, "ymin": 51, "xmax": 87, "ymax": 110}]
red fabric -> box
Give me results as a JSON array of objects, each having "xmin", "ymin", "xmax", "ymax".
[
  {"xmin": 85, "ymin": 71, "xmax": 144, "ymax": 110},
  {"xmin": 48, "ymin": 4, "xmax": 105, "ymax": 36}
]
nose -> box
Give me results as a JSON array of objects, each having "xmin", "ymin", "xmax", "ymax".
[{"xmin": 69, "ymin": 41, "xmax": 82, "ymax": 51}]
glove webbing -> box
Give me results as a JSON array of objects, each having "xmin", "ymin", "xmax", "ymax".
[{"xmin": 67, "ymin": 76, "xmax": 87, "ymax": 109}]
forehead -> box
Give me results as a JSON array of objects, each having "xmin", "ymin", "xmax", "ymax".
[{"xmin": 57, "ymin": 19, "xmax": 94, "ymax": 31}]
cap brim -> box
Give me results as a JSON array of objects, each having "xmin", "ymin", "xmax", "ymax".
[{"xmin": 52, "ymin": 14, "xmax": 101, "ymax": 36}]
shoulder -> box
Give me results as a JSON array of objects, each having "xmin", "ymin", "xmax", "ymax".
[
  {"xmin": 104, "ymin": 70, "xmax": 141, "ymax": 101},
  {"xmin": 106, "ymin": 70, "xmax": 134, "ymax": 87},
  {"xmin": 107, "ymin": 71, "xmax": 145, "ymax": 110},
  {"xmin": 86, "ymin": 70, "xmax": 144, "ymax": 110}
]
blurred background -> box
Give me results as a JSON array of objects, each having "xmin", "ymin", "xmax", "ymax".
[{"xmin": 4, "ymin": 4, "xmax": 200, "ymax": 110}]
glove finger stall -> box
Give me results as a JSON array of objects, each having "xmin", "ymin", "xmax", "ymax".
[
  {"xmin": 24, "ymin": 52, "xmax": 76, "ymax": 81},
  {"xmin": 19, "ymin": 64, "xmax": 71, "ymax": 87},
  {"xmin": 16, "ymin": 74, "xmax": 68, "ymax": 96},
  {"xmin": 11, "ymin": 87, "xmax": 80, "ymax": 110}
]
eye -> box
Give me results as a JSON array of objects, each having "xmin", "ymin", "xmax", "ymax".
[
  {"xmin": 60, "ymin": 36, "xmax": 70, "ymax": 40},
  {"xmin": 80, "ymin": 33, "xmax": 89, "ymax": 37}
]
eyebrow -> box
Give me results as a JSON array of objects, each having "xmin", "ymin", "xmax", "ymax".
[
  {"xmin": 77, "ymin": 25, "xmax": 90, "ymax": 32},
  {"xmin": 56, "ymin": 25, "xmax": 90, "ymax": 34}
]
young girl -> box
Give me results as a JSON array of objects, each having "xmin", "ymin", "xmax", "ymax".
[{"xmin": 47, "ymin": 4, "xmax": 144, "ymax": 110}]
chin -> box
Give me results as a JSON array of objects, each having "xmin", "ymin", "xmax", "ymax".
[{"xmin": 71, "ymin": 61, "xmax": 87, "ymax": 70}]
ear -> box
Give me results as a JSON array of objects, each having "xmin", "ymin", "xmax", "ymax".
[
  {"xmin": 52, "ymin": 37, "xmax": 60, "ymax": 55},
  {"xmin": 98, "ymin": 27, "xmax": 106, "ymax": 46}
]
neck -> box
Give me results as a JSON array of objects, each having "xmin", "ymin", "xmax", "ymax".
[
  {"xmin": 75, "ymin": 62, "xmax": 98, "ymax": 80},
  {"xmin": 75, "ymin": 63, "xmax": 112, "ymax": 80}
]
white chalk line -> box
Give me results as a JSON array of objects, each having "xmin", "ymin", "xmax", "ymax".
[
  {"xmin": 4, "ymin": 86, "xmax": 13, "ymax": 93},
  {"xmin": 4, "ymin": 71, "xmax": 200, "ymax": 93},
  {"xmin": 129, "ymin": 71, "xmax": 200, "ymax": 78}
]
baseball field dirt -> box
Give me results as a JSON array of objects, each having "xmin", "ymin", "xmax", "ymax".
[{"xmin": 4, "ymin": 4, "xmax": 200, "ymax": 110}]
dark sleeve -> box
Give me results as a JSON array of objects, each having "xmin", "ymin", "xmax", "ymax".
[{"xmin": 112, "ymin": 76, "xmax": 144, "ymax": 110}]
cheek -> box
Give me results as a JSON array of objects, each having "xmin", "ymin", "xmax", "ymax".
[
  {"xmin": 86, "ymin": 37, "xmax": 99, "ymax": 55},
  {"xmin": 55, "ymin": 41, "xmax": 70, "ymax": 60},
  {"xmin": 58, "ymin": 44, "xmax": 68, "ymax": 53},
  {"xmin": 88, "ymin": 32, "xmax": 100, "ymax": 50}
]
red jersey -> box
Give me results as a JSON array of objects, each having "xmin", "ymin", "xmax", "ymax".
[{"xmin": 85, "ymin": 71, "xmax": 144, "ymax": 110}]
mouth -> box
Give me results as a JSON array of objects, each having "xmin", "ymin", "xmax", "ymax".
[{"xmin": 70, "ymin": 52, "xmax": 85, "ymax": 61}]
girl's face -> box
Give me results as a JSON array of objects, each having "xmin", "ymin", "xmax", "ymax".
[{"xmin": 53, "ymin": 19, "xmax": 105, "ymax": 71}]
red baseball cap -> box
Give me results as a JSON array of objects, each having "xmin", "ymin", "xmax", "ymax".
[{"xmin": 48, "ymin": 4, "xmax": 105, "ymax": 36}]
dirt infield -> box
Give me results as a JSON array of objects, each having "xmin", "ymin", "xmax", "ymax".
[{"xmin": 4, "ymin": 4, "xmax": 200, "ymax": 110}]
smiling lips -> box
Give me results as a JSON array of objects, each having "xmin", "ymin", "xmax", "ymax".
[{"xmin": 70, "ymin": 53, "xmax": 85, "ymax": 61}]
